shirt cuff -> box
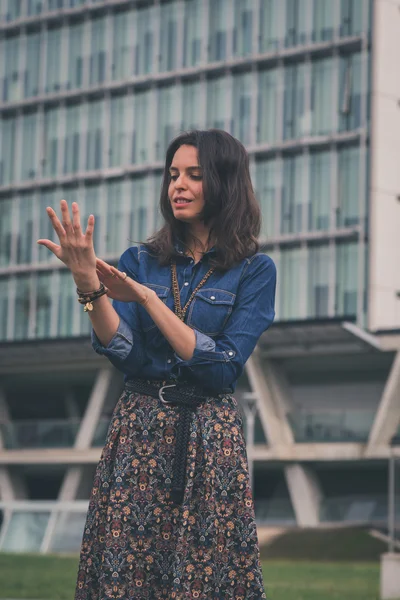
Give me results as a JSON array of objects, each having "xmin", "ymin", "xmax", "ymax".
[
  {"xmin": 193, "ymin": 329, "xmax": 216, "ymax": 352},
  {"xmin": 91, "ymin": 318, "xmax": 133, "ymax": 361}
]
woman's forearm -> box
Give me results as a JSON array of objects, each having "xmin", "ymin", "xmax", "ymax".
[
  {"xmin": 143, "ymin": 291, "xmax": 196, "ymax": 361},
  {"xmin": 74, "ymin": 272, "xmax": 120, "ymax": 347}
]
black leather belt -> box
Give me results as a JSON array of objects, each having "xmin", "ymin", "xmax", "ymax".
[{"xmin": 125, "ymin": 379, "xmax": 214, "ymax": 504}]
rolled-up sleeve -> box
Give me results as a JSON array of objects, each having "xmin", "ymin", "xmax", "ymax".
[
  {"xmin": 172, "ymin": 254, "xmax": 276, "ymax": 391},
  {"xmin": 91, "ymin": 247, "xmax": 146, "ymax": 376},
  {"xmin": 92, "ymin": 317, "xmax": 133, "ymax": 360}
]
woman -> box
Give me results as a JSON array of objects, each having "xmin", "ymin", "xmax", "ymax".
[{"xmin": 38, "ymin": 129, "xmax": 276, "ymax": 599}]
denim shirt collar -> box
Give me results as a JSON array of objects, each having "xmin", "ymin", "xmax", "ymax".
[{"xmin": 174, "ymin": 239, "xmax": 216, "ymax": 257}]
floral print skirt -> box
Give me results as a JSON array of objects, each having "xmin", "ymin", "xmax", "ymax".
[{"xmin": 74, "ymin": 384, "xmax": 266, "ymax": 600}]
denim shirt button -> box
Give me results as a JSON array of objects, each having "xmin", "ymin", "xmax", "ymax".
[
  {"xmin": 167, "ymin": 359, "xmax": 172, "ymax": 364},
  {"xmin": 210, "ymin": 295, "xmax": 216, "ymax": 300},
  {"xmin": 184, "ymin": 282, "xmax": 189, "ymax": 286}
]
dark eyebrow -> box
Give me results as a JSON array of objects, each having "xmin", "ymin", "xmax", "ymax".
[{"xmin": 169, "ymin": 165, "xmax": 202, "ymax": 172}]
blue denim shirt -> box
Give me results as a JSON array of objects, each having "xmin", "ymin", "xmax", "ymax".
[{"xmin": 92, "ymin": 244, "xmax": 276, "ymax": 394}]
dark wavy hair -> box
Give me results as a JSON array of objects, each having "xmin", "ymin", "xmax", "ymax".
[{"xmin": 146, "ymin": 129, "xmax": 261, "ymax": 271}]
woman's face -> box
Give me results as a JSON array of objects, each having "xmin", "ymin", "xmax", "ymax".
[{"xmin": 168, "ymin": 145, "xmax": 205, "ymax": 223}]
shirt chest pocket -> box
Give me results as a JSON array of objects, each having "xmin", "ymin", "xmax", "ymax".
[
  {"xmin": 186, "ymin": 288, "xmax": 236, "ymax": 336},
  {"xmin": 139, "ymin": 284, "xmax": 170, "ymax": 332}
]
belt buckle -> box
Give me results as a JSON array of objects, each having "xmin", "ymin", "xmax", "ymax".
[{"xmin": 158, "ymin": 383, "xmax": 176, "ymax": 406}]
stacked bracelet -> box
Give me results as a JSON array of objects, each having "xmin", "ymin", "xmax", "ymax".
[{"xmin": 76, "ymin": 283, "xmax": 108, "ymax": 312}]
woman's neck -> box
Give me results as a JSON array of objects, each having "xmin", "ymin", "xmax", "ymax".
[{"xmin": 185, "ymin": 222, "xmax": 213, "ymax": 261}]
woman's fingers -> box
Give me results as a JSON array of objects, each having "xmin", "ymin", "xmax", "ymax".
[
  {"xmin": 110, "ymin": 266, "xmax": 128, "ymax": 281},
  {"xmin": 37, "ymin": 239, "xmax": 62, "ymax": 257},
  {"xmin": 71, "ymin": 202, "xmax": 82, "ymax": 234},
  {"xmin": 46, "ymin": 207, "xmax": 66, "ymax": 240},
  {"xmin": 60, "ymin": 199, "xmax": 73, "ymax": 231},
  {"xmin": 96, "ymin": 258, "xmax": 113, "ymax": 276},
  {"xmin": 85, "ymin": 214, "xmax": 95, "ymax": 240}
]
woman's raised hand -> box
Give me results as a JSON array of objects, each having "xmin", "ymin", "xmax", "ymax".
[
  {"xmin": 96, "ymin": 258, "xmax": 152, "ymax": 306},
  {"xmin": 37, "ymin": 200, "xmax": 99, "ymax": 289}
]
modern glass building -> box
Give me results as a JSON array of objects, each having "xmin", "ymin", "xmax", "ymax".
[{"xmin": 0, "ymin": 0, "xmax": 399, "ymax": 552}]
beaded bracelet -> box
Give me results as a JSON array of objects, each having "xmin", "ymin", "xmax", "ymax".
[{"xmin": 76, "ymin": 283, "xmax": 108, "ymax": 312}]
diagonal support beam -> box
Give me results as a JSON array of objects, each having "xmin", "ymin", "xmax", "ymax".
[
  {"xmin": 366, "ymin": 351, "xmax": 400, "ymax": 453},
  {"xmin": 284, "ymin": 463, "xmax": 323, "ymax": 527},
  {"xmin": 245, "ymin": 348, "xmax": 295, "ymax": 450}
]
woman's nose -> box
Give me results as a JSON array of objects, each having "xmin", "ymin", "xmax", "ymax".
[{"xmin": 174, "ymin": 174, "xmax": 187, "ymax": 189}]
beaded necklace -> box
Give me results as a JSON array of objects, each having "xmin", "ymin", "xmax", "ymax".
[{"xmin": 171, "ymin": 261, "xmax": 214, "ymax": 321}]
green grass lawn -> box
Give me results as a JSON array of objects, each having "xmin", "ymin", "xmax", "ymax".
[{"xmin": 0, "ymin": 553, "xmax": 388, "ymax": 600}]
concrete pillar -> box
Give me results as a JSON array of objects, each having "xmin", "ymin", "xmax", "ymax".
[
  {"xmin": 381, "ymin": 553, "xmax": 400, "ymax": 600},
  {"xmin": 284, "ymin": 463, "xmax": 323, "ymax": 527},
  {"xmin": 366, "ymin": 351, "xmax": 400, "ymax": 453}
]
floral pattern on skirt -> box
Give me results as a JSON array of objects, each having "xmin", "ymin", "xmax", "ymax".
[{"xmin": 75, "ymin": 386, "xmax": 267, "ymax": 600}]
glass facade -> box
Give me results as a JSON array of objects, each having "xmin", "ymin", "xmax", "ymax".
[{"xmin": 0, "ymin": 0, "xmax": 371, "ymax": 341}]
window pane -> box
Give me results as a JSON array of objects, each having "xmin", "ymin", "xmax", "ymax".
[
  {"xmin": 157, "ymin": 86, "xmax": 178, "ymax": 161},
  {"xmin": 0, "ymin": 116, "xmax": 16, "ymax": 185},
  {"xmin": 159, "ymin": 2, "xmax": 178, "ymax": 73},
  {"xmin": 67, "ymin": 22, "xmax": 84, "ymax": 90},
  {"xmin": 309, "ymin": 151, "xmax": 331, "ymax": 231},
  {"xmin": 182, "ymin": 81, "xmax": 201, "ymax": 131},
  {"xmin": 311, "ymin": 57, "xmax": 334, "ymax": 136},
  {"xmin": 86, "ymin": 101, "xmax": 104, "ymax": 171},
  {"xmin": 64, "ymin": 104, "xmax": 82, "ymax": 174},
  {"xmin": 109, "ymin": 95, "xmax": 128, "ymax": 168},
  {"xmin": 259, "ymin": 0, "xmax": 281, "ymax": 53},
  {"xmin": 206, "ymin": 78, "xmax": 227, "ymax": 130},
  {"xmin": 280, "ymin": 247, "xmax": 303, "ymax": 320},
  {"xmin": 209, "ymin": 0, "xmax": 229, "ymax": 62},
  {"xmin": 312, "ymin": 0, "xmax": 335, "ymax": 42},
  {"xmin": 129, "ymin": 176, "xmax": 150, "ymax": 243},
  {"xmin": 105, "ymin": 180, "xmax": 129, "ymax": 256},
  {"xmin": 27, "ymin": 0, "xmax": 45, "ymax": 16},
  {"xmin": 281, "ymin": 154, "xmax": 305, "ymax": 234},
  {"xmin": 233, "ymin": 0, "xmax": 253, "ymax": 57},
  {"xmin": 285, "ymin": 0, "xmax": 308, "ymax": 48},
  {"xmin": 283, "ymin": 63, "xmax": 306, "ymax": 140},
  {"xmin": 57, "ymin": 270, "xmax": 76, "ymax": 337},
  {"xmin": 308, "ymin": 245, "xmax": 330, "ymax": 318},
  {"xmin": 134, "ymin": 6, "xmax": 154, "ymax": 76},
  {"xmin": 258, "ymin": 69, "xmax": 278, "ymax": 144},
  {"xmin": 25, "ymin": 32, "xmax": 41, "ymax": 98},
  {"xmin": 16, "ymin": 193, "xmax": 34, "ymax": 265},
  {"xmin": 35, "ymin": 272, "xmax": 53, "ymax": 339},
  {"xmin": 339, "ymin": 53, "xmax": 362, "ymax": 132},
  {"xmin": 20, "ymin": 112, "xmax": 38, "ymax": 181},
  {"xmin": 255, "ymin": 159, "xmax": 276, "ymax": 239},
  {"xmin": 232, "ymin": 72, "xmax": 252, "ymax": 144},
  {"xmin": 46, "ymin": 28, "xmax": 62, "ymax": 93},
  {"xmin": 340, "ymin": 0, "xmax": 364, "ymax": 37},
  {"xmin": 3, "ymin": 36, "xmax": 22, "ymax": 102},
  {"xmin": 2, "ymin": 512, "xmax": 50, "ymax": 552},
  {"xmin": 37, "ymin": 189, "xmax": 59, "ymax": 264},
  {"xmin": 89, "ymin": 17, "xmax": 106, "ymax": 86},
  {"xmin": 132, "ymin": 90, "xmax": 151, "ymax": 164},
  {"xmin": 183, "ymin": 0, "xmax": 203, "ymax": 68},
  {"xmin": 0, "ymin": 198, "xmax": 13, "ymax": 267},
  {"xmin": 14, "ymin": 275, "xmax": 31, "ymax": 340},
  {"xmin": 337, "ymin": 146, "xmax": 360, "ymax": 227},
  {"xmin": 82, "ymin": 183, "xmax": 104, "ymax": 256},
  {"xmin": 43, "ymin": 108, "xmax": 60, "ymax": 178},
  {"xmin": 0, "ymin": 276, "xmax": 9, "ymax": 341},
  {"xmin": 112, "ymin": 10, "xmax": 131, "ymax": 81},
  {"xmin": 5, "ymin": 0, "xmax": 22, "ymax": 21},
  {"xmin": 336, "ymin": 242, "xmax": 358, "ymax": 316}
]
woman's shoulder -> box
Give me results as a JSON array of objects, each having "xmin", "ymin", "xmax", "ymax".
[
  {"xmin": 119, "ymin": 243, "xmax": 158, "ymax": 266},
  {"xmin": 240, "ymin": 252, "xmax": 276, "ymax": 279}
]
